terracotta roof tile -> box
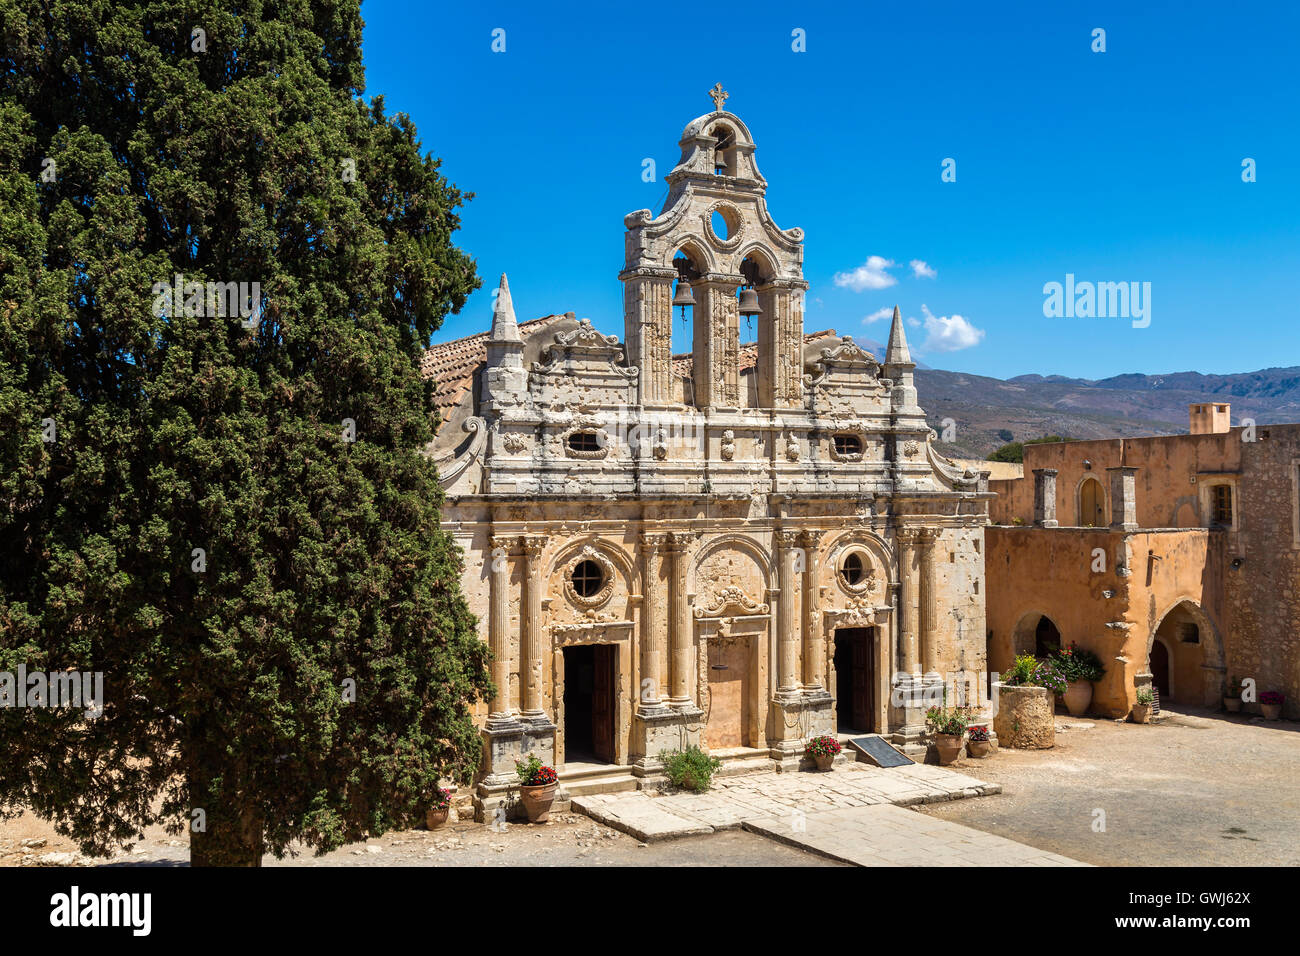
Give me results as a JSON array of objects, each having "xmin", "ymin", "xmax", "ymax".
[{"xmin": 421, "ymin": 314, "xmax": 569, "ymax": 423}]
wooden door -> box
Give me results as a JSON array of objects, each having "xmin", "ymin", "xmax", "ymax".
[
  {"xmin": 1080, "ymin": 478, "xmax": 1104, "ymax": 527},
  {"xmin": 852, "ymin": 629, "xmax": 874, "ymax": 732},
  {"xmin": 592, "ymin": 644, "xmax": 615, "ymax": 763},
  {"xmin": 705, "ymin": 639, "xmax": 748, "ymax": 749}
]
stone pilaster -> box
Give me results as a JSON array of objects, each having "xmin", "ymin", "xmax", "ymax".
[
  {"xmin": 919, "ymin": 528, "xmax": 940, "ymax": 675},
  {"xmin": 694, "ymin": 277, "xmax": 742, "ymax": 409},
  {"xmin": 476, "ymin": 533, "xmax": 529, "ymax": 821},
  {"xmin": 755, "ymin": 280, "xmax": 808, "ymax": 408},
  {"xmin": 897, "ymin": 528, "xmax": 921, "ymax": 676},
  {"xmin": 1033, "ymin": 468, "xmax": 1060, "ymax": 528},
  {"xmin": 1108, "ymin": 466, "xmax": 1139, "ymax": 531},
  {"xmin": 516, "ymin": 535, "xmax": 555, "ymax": 771},
  {"xmin": 622, "ymin": 270, "xmax": 675, "ymax": 406},
  {"xmin": 634, "ymin": 530, "xmax": 701, "ymax": 776},
  {"xmin": 801, "ymin": 530, "xmax": 824, "ymax": 690}
]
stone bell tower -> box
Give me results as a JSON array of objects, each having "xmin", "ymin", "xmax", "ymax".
[{"xmin": 620, "ymin": 84, "xmax": 808, "ymax": 410}]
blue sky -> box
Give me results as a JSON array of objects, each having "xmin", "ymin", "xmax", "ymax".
[{"xmin": 361, "ymin": 0, "xmax": 1300, "ymax": 380}]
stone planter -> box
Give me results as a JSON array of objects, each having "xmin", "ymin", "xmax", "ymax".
[
  {"xmin": 519, "ymin": 782, "xmax": 558, "ymax": 823},
  {"xmin": 426, "ymin": 805, "xmax": 450, "ymax": 830},
  {"xmin": 1261, "ymin": 703, "xmax": 1282, "ymax": 720},
  {"xmin": 1131, "ymin": 703, "xmax": 1151, "ymax": 724},
  {"xmin": 1062, "ymin": 680, "xmax": 1093, "ymax": 716},
  {"xmin": 967, "ymin": 738, "xmax": 991, "ymax": 758},
  {"xmin": 934, "ymin": 733, "xmax": 964, "ymax": 765},
  {"xmin": 811, "ymin": 751, "xmax": 835, "ymax": 772},
  {"xmin": 1224, "ymin": 696, "xmax": 1242, "ymax": 713},
  {"xmin": 992, "ymin": 683, "xmax": 1055, "ymax": 749}
]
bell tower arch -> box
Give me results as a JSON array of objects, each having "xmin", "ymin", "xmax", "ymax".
[{"xmin": 620, "ymin": 85, "xmax": 807, "ymax": 410}]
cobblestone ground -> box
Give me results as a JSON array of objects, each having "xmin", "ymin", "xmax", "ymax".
[{"xmin": 918, "ymin": 707, "xmax": 1300, "ymax": 866}]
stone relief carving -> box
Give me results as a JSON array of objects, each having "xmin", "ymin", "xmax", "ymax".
[
  {"xmin": 563, "ymin": 545, "xmax": 617, "ymax": 609},
  {"xmin": 694, "ymin": 585, "xmax": 770, "ymax": 619},
  {"xmin": 501, "ymin": 432, "xmax": 529, "ymax": 454},
  {"xmin": 720, "ymin": 429, "xmax": 736, "ymax": 461}
]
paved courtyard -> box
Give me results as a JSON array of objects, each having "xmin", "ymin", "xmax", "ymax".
[
  {"xmin": 572, "ymin": 761, "xmax": 1001, "ymax": 840},
  {"xmin": 919, "ymin": 707, "xmax": 1300, "ymax": 866}
]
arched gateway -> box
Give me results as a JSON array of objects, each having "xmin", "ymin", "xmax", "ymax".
[{"xmin": 424, "ymin": 86, "xmax": 993, "ymax": 821}]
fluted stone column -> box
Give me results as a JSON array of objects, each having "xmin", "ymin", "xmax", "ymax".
[
  {"xmin": 487, "ymin": 534, "xmax": 516, "ymax": 722},
  {"xmin": 667, "ymin": 533, "xmax": 693, "ymax": 707},
  {"xmin": 801, "ymin": 530, "xmax": 824, "ymax": 691},
  {"xmin": 519, "ymin": 535, "xmax": 547, "ymax": 718},
  {"xmin": 897, "ymin": 529, "xmax": 921, "ymax": 677},
  {"xmin": 919, "ymin": 528, "xmax": 940, "ymax": 675},
  {"xmin": 775, "ymin": 530, "xmax": 802, "ymax": 699},
  {"xmin": 638, "ymin": 533, "xmax": 666, "ymax": 708}
]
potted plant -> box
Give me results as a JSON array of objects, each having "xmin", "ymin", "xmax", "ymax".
[
  {"xmin": 658, "ymin": 746, "xmax": 723, "ymax": 792},
  {"xmin": 1260, "ymin": 691, "xmax": 1284, "ymax": 720},
  {"xmin": 425, "ymin": 784, "xmax": 452, "ymax": 830},
  {"xmin": 926, "ymin": 704, "xmax": 972, "ymax": 765},
  {"xmin": 515, "ymin": 753, "xmax": 559, "ymax": 823},
  {"xmin": 1131, "ymin": 688, "xmax": 1154, "ymax": 724},
  {"xmin": 993, "ymin": 654, "xmax": 1065, "ymax": 749},
  {"xmin": 1052, "ymin": 643, "xmax": 1106, "ymax": 716},
  {"xmin": 967, "ymin": 725, "xmax": 992, "ymax": 758},
  {"xmin": 1223, "ymin": 676, "xmax": 1243, "ymax": 713},
  {"xmin": 805, "ymin": 735, "xmax": 841, "ymax": 771}
]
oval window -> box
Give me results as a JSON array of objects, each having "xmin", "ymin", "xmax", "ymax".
[
  {"xmin": 567, "ymin": 431, "xmax": 602, "ymax": 453},
  {"xmin": 571, "ymin": 559, "xmax": 605, "ymax": 598},
  {"xmin": 839, "ymin": 552, "xmax": 865, "ymax": 587}
]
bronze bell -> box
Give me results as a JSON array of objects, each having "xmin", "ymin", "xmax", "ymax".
[
  {"xmin": 672, "ymin": 281, "xmax": 696, "ymax": 310},
  {"xmin": 737, "ymin": 287, "xmax": 762, "ymax": 317}
]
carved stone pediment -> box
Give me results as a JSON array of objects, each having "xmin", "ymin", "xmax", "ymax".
[
  {"xmin": 533, "ymin": 319, "xmax": 639, "ymax": 379},
  {"xmin": 694, "ymin": 585, "xmax": 769, "ymax": 619}
]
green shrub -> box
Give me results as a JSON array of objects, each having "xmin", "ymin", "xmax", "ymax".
[
  {"xmin": 1136, "ymin": 688, "xmax": 1155, "ymax": 706},
  {"xmin": 658, "ymin": 746, "xmax": 723, "ymax": 792}
]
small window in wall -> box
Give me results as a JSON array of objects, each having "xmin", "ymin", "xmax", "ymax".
[
  {"xmin": 1211, "ymin": 484, "xmax": 1233, "ymax": 526},
  {"xmin": 833, "ymin": 434, "xmax": 863, "ymax": 457},
  {"xmin": 571, "ymin": 559, "xmax": 606, "ymax": 598},
  {"xmin": 1179, "ymin": 622, "xmax": 1200, "ymax": 644},
  {"xmin": 839, "ymin": 552, "xmax": 865, "ymax": 587},
  {"xmin": 567, "ymin": 431, "xmax": 602, "ymax": 453}
]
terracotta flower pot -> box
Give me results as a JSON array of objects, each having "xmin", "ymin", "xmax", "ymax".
[
  {"xmin": 1261, "ymin": 703, "xmax": 1282, "ymax": 720},
  {"xmin": 426, "ymin": 805, "xmax": 450, "ymax": 830},
  {"xmin": 1131, "ymin": 703, "xmax": 1151, "ymax": 724},
  {"xmin": 812, "ymin": 751, "xmax": 835, "ymax": 772},
  {"xmin": 967, "ymin": 738, "xmax": 991, "ymax": 758},
  {"xmin": 520, "ymin": 781, "xmax": 558, "ymax": 823},
  {"xmin": 1062, "ymin": 680, "xmax": 1093, "ymax": 716},
  {"xmin": 934, "ymin": 733, "xmax": 964, "ymax": 765},
  {"xmin": 1224, "ymin": 697, "xmax": 1242, "ymax": 713}
]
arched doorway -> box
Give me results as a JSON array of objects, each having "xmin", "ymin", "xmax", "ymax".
[
  {"xmin": 1079, "ymin": 477, "xmax": 1106, "ymax": 527},
  {"xmin": 1150, "ymin": 639, "xmax": 1170, "ymax": 701},
  {"xmin": 1149, "ymin": 600, "xmax": 1217, "ymax": 706},
  {"xmin": 1012, "ymin": 612, "xmax": 1064, "ymax": 659}
]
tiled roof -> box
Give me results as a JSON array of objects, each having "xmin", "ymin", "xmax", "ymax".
[
  {"xmin": 420, "ymin": 313, "xmax": 570, "ymax": 422},
  {"xmin": 670, "ymin": 328, "xmax": 844, "ymax": 378}
]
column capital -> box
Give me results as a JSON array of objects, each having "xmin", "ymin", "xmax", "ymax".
[
  {"xmin": 640, "ymin": 531, "xmax": 669, "ymax": 551},
  {"xmin": 488, "ymin": 533, "xmax": 518, "ymax": 554},
  {"xmin": 775, "ymin": 529, "xmax": 803, "ymax": 549},
  {"xmin": 666, "ymin": 530, "xmax": 698, "ymax": 552},
  {"xmin": 519, "ymin": 535, "xmax": 547, "ymax": 560},
  {"xmin": 800, "ymin": 529, "xmax": 824, "ymax": 549}
]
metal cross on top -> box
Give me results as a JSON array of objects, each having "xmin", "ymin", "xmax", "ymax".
[{"xmin": 709, "ymin": 83, "xmax": 729, "ymax": 111}]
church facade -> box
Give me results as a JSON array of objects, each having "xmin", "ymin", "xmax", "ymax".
[{"xmin": 425, "ymin": 90, "xmax": 993, "ymax": 817}]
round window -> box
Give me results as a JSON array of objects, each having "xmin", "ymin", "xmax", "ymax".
[
  {"xmin": 839, "ymin": 552, "xmax": 865, "ymax": 587},
  {"xmin": 571, "ymin": 559, "xmax": 605, "ymax": 598}
]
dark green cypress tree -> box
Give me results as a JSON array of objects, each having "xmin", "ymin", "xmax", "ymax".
[{"xmin": 0, "ymin": 0, "xmax": 490, "ymax": 865}]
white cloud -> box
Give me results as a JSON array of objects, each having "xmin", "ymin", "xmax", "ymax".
[
  {"xmin": 918, "ymin": 304, "xmax": 984, "ymax": 352},
  {"xmin": 862, "ymin": 307, "xmax": 892, "ymax": 324},
  {"xmin": 906, "ymin": 317, "xmax": 922, "ymax": 328},
  {"xmin": 910, "ymin": 259, "xmax": 937, "ymax": 279},
  {"xmin": 833, "ymin": 256, "xmax": 897, "ymax": 292}
]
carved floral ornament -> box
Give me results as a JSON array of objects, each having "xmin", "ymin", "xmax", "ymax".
[
  {"xmin": 695, "ymin": 585, "xmax": 769, "ymax": 619},
  {"xmin": 563, "ymin": 545, "xmax": 617, "ymax": 609}
]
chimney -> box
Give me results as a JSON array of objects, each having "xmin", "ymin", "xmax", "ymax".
[
  {"xmin": 1189, "ymin": 402, "xmax": 1231, "ymax": 435},
  {"xmin": 1032, "ymin": 468, "xmax": 1059, "ymax": 528}
]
